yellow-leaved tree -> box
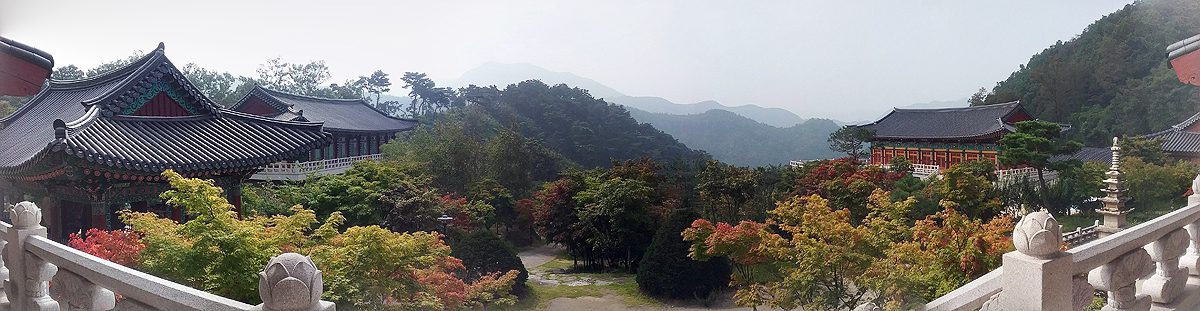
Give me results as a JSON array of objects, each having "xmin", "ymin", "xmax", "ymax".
[
  {"xmin": 120, "ymin": 170, "xmax": 518, "ymax": 309},
  {"xmin": 684, "ymin": 189, "xmax": 1012, "ymax": 310}
]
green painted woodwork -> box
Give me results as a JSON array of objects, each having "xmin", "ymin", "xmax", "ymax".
[{"xmin": 121, "ymin": 80, "xmax": 201, "ymax": 115}]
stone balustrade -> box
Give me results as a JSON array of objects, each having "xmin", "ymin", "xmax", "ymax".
[
  {"xmin": 920, "ymin": 175, "xmax": 1200, "ymax": 311},
  {"xmin": 251, "ymin": 154, "xmax": 383, "ymax": 181},
  {"xmin": 0, "ymin": 201, "xmax": 335, "ymax": 311}
]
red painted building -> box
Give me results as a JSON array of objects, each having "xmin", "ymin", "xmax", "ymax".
[{"xmin": 857, "ymin": 102, "xmax": 1034, "ymax": 170}]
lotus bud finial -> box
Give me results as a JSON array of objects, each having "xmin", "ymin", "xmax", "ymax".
[
  {"xmin": 10, "ymin": 201, "xmax": 42, "ymax": 229},
  {"xmin": 1013, "ymin": 210, "xmax": 1062, "ymax": 258},
  {"xmin": 259, "ymin": 253, "xmax": 324, "ymax": 311}
]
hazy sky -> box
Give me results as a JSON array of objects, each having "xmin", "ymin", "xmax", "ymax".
[{"xmin": 1, "ymin": 0, "xmax": 1136, "ymax": 121}]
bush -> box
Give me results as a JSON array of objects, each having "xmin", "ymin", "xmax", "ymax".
[
  {"xmin": 637, "ymin": 208, "xmax": 730, "ymax": 300},
  {"xmin": 450, "ymin": 230, "xmax": 529, "ymax": 293}
]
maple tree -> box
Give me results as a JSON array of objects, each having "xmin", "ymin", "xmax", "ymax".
[
  {"xmin": 684, "ymin": 190, "xmax": 1011, "ymax": 310},
  {"xmin": 106, "ymin": 170, "xmax": 519, "ymax": 309},
  {"xmin": 864, "ymin": 203, "xmax": 1013, "ymax": 307},
  {"xmin": 67, "ymin": 228, "xmax": 146, "ymax": 267}
]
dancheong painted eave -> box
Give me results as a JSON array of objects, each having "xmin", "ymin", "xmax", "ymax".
[
  {"xmin": 0, "ymin": 43, "xmax": 332, "ymax": 177},
  {"xmin": 232, "ymin": 86, "xmax": 418, "ymax": 133}
]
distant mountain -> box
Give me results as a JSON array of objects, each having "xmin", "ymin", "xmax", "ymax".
[
  {"xmin": 627, "ymin": 108, "xmax": 841, "ymax": 167},
  {"xmin": 448, "ymin": 62, "xmax": 811, "ymax": 127},
  {"xmin": 609, "ymin": 96, "xmax": 808, "ymax": 127}
]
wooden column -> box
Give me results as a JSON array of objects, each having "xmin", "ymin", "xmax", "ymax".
[{"xmin": 90, "ymin": 202, "xmax": 109, "ymax": 230}]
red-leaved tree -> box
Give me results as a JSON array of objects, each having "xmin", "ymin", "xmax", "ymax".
[{"xmin": 67, "ymin": 228, "xmax": 146, "ymax": 267}]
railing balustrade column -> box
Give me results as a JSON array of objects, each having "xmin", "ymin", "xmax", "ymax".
[
  {"xmin": 50, "ymin": 269, "xmax": 115, "ymax": 311},
  {"xmin": 999, "ymin": 211, "xmax": 1079, "ymax": 310},
  {"xmin": 0, "ymin": 230, "xmax": 7, "ymax": 307},
  {"xmin": 1185, "ymin": 176, "xmax": 1200, "ymax": 276},
  {"xmin": 4, "ymin": 202, "xmax": 59, "ymax": 311},
  {"xmin": 1141, "ymin": 228, "xmax": 1189, "ymax": 303},
  {"xmin": 1089, "ymin": 248, "xmax": 1152, "ymax": 311}
]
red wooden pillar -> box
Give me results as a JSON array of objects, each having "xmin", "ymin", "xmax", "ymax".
[{"xmin": 90, "ymin": 203, "xmax": 109, "ymax": 230}]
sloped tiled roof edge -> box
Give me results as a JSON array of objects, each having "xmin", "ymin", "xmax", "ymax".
[
  {"xmin": 239, "ymin": 86, "xmax": 418, "ymax": 132},
  {"xmin": 858, "ymin": 101, "xmax": 1025, "ymax": 140}
]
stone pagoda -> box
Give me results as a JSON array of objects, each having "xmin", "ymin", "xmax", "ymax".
[{"xmin": 1096, "ymin": 137, "xmax": 1131, "ymax": 237}]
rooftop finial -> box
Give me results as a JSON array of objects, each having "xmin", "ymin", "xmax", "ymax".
[{"xmin": 1110, "ymin": 137, "xmax": 1121, "ymax": 170}]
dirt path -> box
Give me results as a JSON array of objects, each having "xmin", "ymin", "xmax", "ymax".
[{"xmin": 518, "ymin": 243, "xmax": 562, "ymax": 270}]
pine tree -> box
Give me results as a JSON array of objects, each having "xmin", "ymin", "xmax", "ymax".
[{"xmin": 637, "ymin": 208, "xmax": 730, "ymax": 299}]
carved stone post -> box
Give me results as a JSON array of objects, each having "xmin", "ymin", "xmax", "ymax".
[
  {"xmin": 4, "ymin": 201, "xmax": 59, "ymax": 311},
  {"xmin": 1089, "ymin": 249, "xmax": 1152, "ymax": 311},
  {"xmin": 251, "ymin": 253, "xmax": 335, "ymax": 311},
  {"xmin": 0, "ymin": 221, "xmax": 8, "ymax": 307},
  {"xmin": 1184, "ymin": 175, "xmax": 1200, "ymax": 276},
  {"xmin": 1000, "ymin": 211, "xmax": 1083, "ymax": 310},
  {"xmin": 1142, "ymin": 228, "xmax": 1189, "ymax": 303},
  {"xmin": 50, "ymin": 269, "xmax": 115, "ymax": 311}
]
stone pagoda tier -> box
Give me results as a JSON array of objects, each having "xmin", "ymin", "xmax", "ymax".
[{"xmin": 1097, "ymin": 137, "xmax": 1131, "ymax": 237}]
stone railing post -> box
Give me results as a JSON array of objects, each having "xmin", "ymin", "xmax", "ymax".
[
  {"xmin": 1142, "ymin": 228, "xmax": 1189, "ymax": 303},
  {"xmin": 50, "ymin": 269, "xmax": 115, "ymax": 311},
  {"xmin": 1090, "ymin": 248, "xmax": 1152, "ymax": 311},
  {"xmin": 251, "ymin": 253, "xmax": 335, "ymax": 311},
  {"xmin": 999, "ymin": 211, "xmax": 1089, "ymax": 310},
  {"xmin": 3, "ymin": 201, "xmax": 58, "ymax": 311},
  {"xmin": 1185, "ymin": 174, "xmax": 1200, "ymax": 276}
]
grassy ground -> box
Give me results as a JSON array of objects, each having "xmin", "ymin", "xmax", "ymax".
[{"xmin": 504, "ymin": 256, "xmax": 660, "ymax": 310}]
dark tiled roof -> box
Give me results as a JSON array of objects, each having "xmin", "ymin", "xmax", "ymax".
[
  {"xmin": 1146, "ymin": 112, "xmax": 1200, "ymax": 154},
  {"xmin": 0, "ymin": 43, "xmax": 330, "ymax": 176},
  {"xmin": 1050, "ymin": 147, "xmax": 1113, "ymax": 163},
  {"xmin": 233, "ymin": 87, "xmax": 417, "ymax": 133},
  {"xmin": 1153, "ymin": 130, "xmax": 1200, "ymax": 154},
  {"xmin": 858, "ymin": 102, "xmax": 1025, "ymax": 140},
  {"xmin": 59, "ymin": 112, "xmax": 328, "ymax": 173}
]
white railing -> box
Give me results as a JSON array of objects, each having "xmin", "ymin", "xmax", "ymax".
[
  {"xmin": 916, "ymin": 175, "xmax": 1200, "ymax": 311},
  {"xmin": 0, "ymin": 201, "xmax": 334, "ymax": 311},
  {"xmin": 995, "ymin": 167, "xmax": 1059, "ymax": 187},
  {"xmin": 912, "ymin": 164, "xmax": 940, "ymax": 179},
  {"xmin": 252, "ymin": 153, "xmax": 383, "ymax": 181},
  {"xmin": 1062, "ymin": 220, "xmax": 1102, "ymax": 247}
]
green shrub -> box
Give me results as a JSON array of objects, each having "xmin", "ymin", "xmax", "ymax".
[
  {"xmin": 450, "ymin": 230, "xmax": 529, "ymax": 292},
  {"xmin": 636, "ymin": 208, "xmax": 730, "ymax": 300}
]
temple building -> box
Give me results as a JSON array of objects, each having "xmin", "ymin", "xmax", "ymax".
[
  {"xmin": 0, "ymin": 43, "xmax": 330, "ymax": 240},
  {"xmin": 231, "ymin": 86, "xmax": 417, "ymax": 180},
  {"xmin": 858, "ymin": 102, "xmax": 1034, "ymax": 170}
]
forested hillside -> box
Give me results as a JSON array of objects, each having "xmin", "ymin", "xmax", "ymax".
[
  {"xmin": 628, "ymin": 108, "xmax": 840, "ymax": 166},
  {"xmin": 983, "ymin": 0, "xmax": 1200, "ymax": 145},
  {"xmin": 465, "ymin": 81, "xmax": 709, "ymax": 168}
]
